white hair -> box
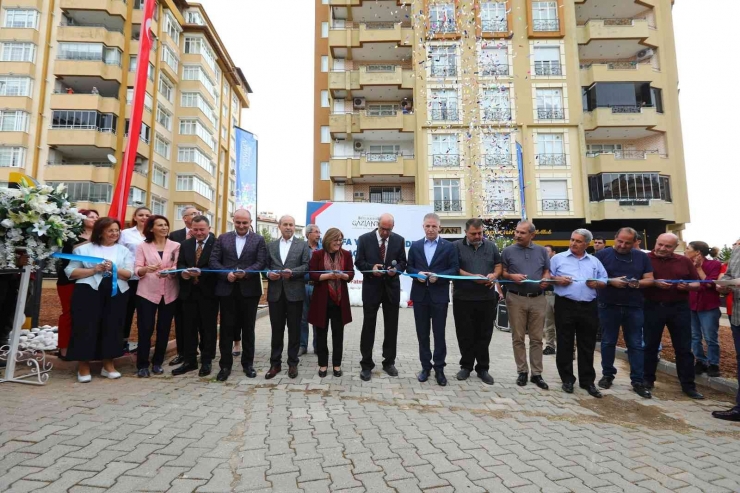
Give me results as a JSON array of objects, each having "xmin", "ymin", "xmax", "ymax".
[{"xmin": 573, "ymin": 228, "xmax": 593, "ymax": 244}]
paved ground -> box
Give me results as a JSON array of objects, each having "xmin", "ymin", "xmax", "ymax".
[{"xmin": 2, "ymin": 307, "xmax": 740, "ymax": 493}]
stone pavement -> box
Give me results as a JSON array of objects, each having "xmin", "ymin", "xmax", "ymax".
[{"xmin": 1, "ymin": 307, "xmax": 740, "ymax": 493}]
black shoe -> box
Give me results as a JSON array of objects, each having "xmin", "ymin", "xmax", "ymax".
[
  {"xmin": 382, "ymin": 364, "xmax": 398, "ymax": 377},
  {"xmin": 632, "ymin": 383, "xmax": 652, "ymax": 399},
  {"xmin": 581, "ymin": 384, "xmax": 603, "ymax": 398},
  {"xmin": 360, "ymin": 369, "xmax": 371, "ymax": 381},
  {"xmin": 530, "ymin": 375, "xmax": 549, "ymax": 390},
  {"xmin": 707, "ymin": 365, "xmax": 721, "ymax": 378},
  {"xmin": 265, "ymin": 365, "xmax": 281, "ymax": 379},
  {"xmin": 198, "ymin": 363, "xmax": 212, "ymax": 377},
  {"xmin": 683, "ymin": 388, "xmax": 705, "ymax": 400},
  {"xmin": 172, "ymin": 363, "xmax": 198, "ymax": 376},
  {"xmin": 244, "ymin": 366, "xmax": 256, "ymax": 378},
  {"xmin": 644, "ymin": 381, "xmax": 654, "ymax": 390},
  {"xmin": 169, "ymin": 355, "xmax": 184, "ymax": 366},
  {"xmin": 137, "ymin": 368, "xmax": 150, "ymax": 378},
  {"xmin": 543, "ymin": 346, "xmax": 556, "ymax": 355},
  {"xmin": 516, "ymin": 373, "xmax": 528, "ymax": 386},
  {"xmin": 318, "ymin": 368, "xmax": 327, "ymax": 378},
  {"xmin": 418, "ymin": 369, "xmax": 430, "ymax": 383},
  {"xmin": 598, "ymin": 376, "xmax": 614, "ymax": 389},
  {"xmin": 152, "ymin": 365, "xmax": 164, "ymax": 375},
  {"xmin": 298, "ymin": 346, "xmax": 307, "ymax": 356},
  {"xmin": 216, "ymin": 368, "xmax": 230, "ymax": 381},
  {"xmin": 562, "ymin": 382, "xmax": 574, "ymax": 394},
  {"xmin": 477, "ymin": 370, "xmax": 494, "ymax": 385},
  {"xmin": 456, "ymin": 368, "xmax": 471, "ymax": 381},
  {"xmin": 288, "ymin": 365, "xmax": 298, "ymax": 379},
  {"xmin": 435, "ymin": 370, "xmax": 447, "ymax": 387},
  {"xmin": 333, "ymin": 368, "xmax": 342, "ymax": 377},
  {"xmin": 712, "ymin": 408, "xmax": 740, "ymax": 422},
  {"xmin": 694, "ymin": 361, "xmax": 708, "ymax": 375}
]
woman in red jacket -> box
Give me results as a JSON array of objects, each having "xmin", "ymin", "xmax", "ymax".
[{"xmin": 308, "ymin": 228, "xmax": 354, "ymax": 377}]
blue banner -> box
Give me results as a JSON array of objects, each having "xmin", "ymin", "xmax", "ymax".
[
  {"xmin": 234, "ymin": 127, "xmax": 258, "ymax": 219},
  {"xmin": 516, "ymin": 142, "xmax": 526, "ymax": 221}
]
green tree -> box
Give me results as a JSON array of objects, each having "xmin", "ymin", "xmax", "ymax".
[
  {"xmin": 260, "ymin": 227, "xmax": 273, "ymax": 243},
  {"xmin": 719, "ymin": 245, "xmax": 733, "ymax": 263}
]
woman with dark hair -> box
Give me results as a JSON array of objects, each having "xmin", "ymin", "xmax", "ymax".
[
  {"xmin": 56, "ymin": 209, "xmax": 99, "ymax": 358},
  {"xmin": 134, "ymin": 215, "xmax": 180, "ymax": 377},
  {"xmin": 686, "ymin": 240, "xmax": 722, "ymax": 377},
  {"xmin": 308, "ymin": 228, "xmax": 354, "ymax": 377},
  {"xmin": 64, "ymin": 217, "xmax": 134, "ymax": 382},
  {"xmin": 120, "ymin": 206, "xmax": 151, "ymax": 353}
]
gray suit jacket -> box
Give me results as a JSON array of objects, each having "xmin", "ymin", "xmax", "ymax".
[{"xmin": 265, "ymin": 237, "xmax": 310, "ymax": 302}]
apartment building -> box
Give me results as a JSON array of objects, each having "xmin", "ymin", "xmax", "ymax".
[
  {"xmin": 0, "ymin": 0, "xmax": 251, "ymax": 234},
  {"xmin": 314, "ymin": 0, "xmax": 688, "ymax": 247}
]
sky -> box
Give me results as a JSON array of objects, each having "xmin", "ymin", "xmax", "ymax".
[{"xmin": 198, "ymin": 0, "xmax": 737, "ymax": 247}]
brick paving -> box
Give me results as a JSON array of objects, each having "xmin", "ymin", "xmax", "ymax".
[{"xmin": 2, "ymin": 307, "xmax": 739, "ymax": 492}]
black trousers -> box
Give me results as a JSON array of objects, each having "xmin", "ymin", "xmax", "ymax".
[
  {"xmin": 453, "ymin": 299, "xmax": 497, "ymax": 372},
  {"xmin": 268, "ymin": 293, "xmax": 303, "ymax": 367},
  {"xmin": 360, "ymin": 289, "xmax": 400, "ymax": 371},
  {"xmin": 123, "ymin": 279, "xmax": 138, "ymax": 343},
  {"xmin": 555, "ymin": 296, "xmax": 598, "ymax": 386},
  {"xmin": 643, "ymin": 300, "xmax": 695, "ymax": 391},
  {"xmin": 315, "ymin": 301, "xmax": 344, "ymax": 368},
  {"xmin": 218, "ymin": 291, "xmax": 259, "ymax": 370},
  {"xmin": 67, "ymin": 279, "xmax": 127, "ymax": 362},
  {"xmin": 136, "ymin": 296, "xmax": 175, "ymax": 369},
  {"xmin": 0, "ymin": 275, "xmax": 20, "ymax": 346},
  {"xmin": 182, "ymin": 292, "xmax": 218, "ymax": 366}
]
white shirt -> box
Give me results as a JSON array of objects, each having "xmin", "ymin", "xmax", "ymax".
[
  {"xmin": 119, "ymin": 226, "xmax": 145, "ymax": 280},
  {"xmin": 375, "ymin": 230, "xmax": 387, "ymax": 263},
  {"xmin": 279, "ymin": 236, "xmax": 294, "ymax": 264},
  {"xmin": 235, "ymin": 232, "xmax": 248, "ymax": 257}
]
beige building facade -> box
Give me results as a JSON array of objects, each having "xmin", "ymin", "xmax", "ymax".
[
  {"xmin": 313, "ymin": 0, "xmax": 688, "ymax": 248},
  {"xmin": 0, "ymin": 0, "xmax": 250, "ymax": 234}
]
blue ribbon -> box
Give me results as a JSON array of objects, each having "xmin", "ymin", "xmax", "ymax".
[{"xmin": 52, "ymin": 252, "xmax": 119, "ymax": 296}]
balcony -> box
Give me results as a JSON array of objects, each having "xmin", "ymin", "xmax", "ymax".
[
  {"xmin": 57, "ymin": 26, "xmax": 125, "ymax": 50},
  {"xmin": 536, "ymin": 154, "xmax": 567, "ymax": 166},
  {"xmin": 50, "ymin": 93, "xmax": 119, "ymax": 115},
  {"xmin": 480, "ymin": 63, "xmax": 510, "ymax": 78},
  {"xmin": 328, "ymin": 22, "xmax": 413, "ymax": 50},
  {"xmin": 431, "ymin": 154, "xmax": 461, "ymax": 168},
  {"xmin": 329, "ymin": 155, "xmax": 416, "ymax": 181},
  {"xmin": 44, "ymin": 161, "xmax": 115, "ymax": 182},
  {"xmin": 434, "ymin": 200, "xmax": 463, "ymax": 213},
  {"xmin": 329, "ymin": 111, "xmax": 415, "ymax": 134},
  {"xmin": 541, "ymin": 199, "xmax": 570, "ymax": 212},
  {"xmin": 428, "ymin": 108, "xmax": 462, "ymax": 123},
  {"xmin": 0, "ymin": 97, "xmax": 33, "ymax": 113},
  {"xmin": 486, "ymin": 199, "xmax": 516, "ymax": 214},
  {"xmin": 328, "ymin": 65, "xmax": 413, "ymax": 91},
  {"xmin": 482, "ymin": 108, "xmax": 513, "ymax": 123},
  {"xmin": 0, "ymin": 27, "xmax": 39, "ymax": 44},
  {"xmin": 536, "ymin": 108, "xmax": 565, "ymax": 120},
  {"xmin": 47, "ymin": 128, "xmax": 117, "ymax": 149},
  {"xmin": 60, "ymin": 0, "xmax": 127, "ymax": 19},
  {"xmin": 580, "ymin": 61, "xmax": 658, "ymax": 86},
  {"xmin": 480, "ymin": 154, "xmax": 515, "ymax": 168},
  {"xmin": 577, "ymin": 18, "xmax": 651, "ymax": 44},
  {"xmin": 590, "ymin": 200, "xmax": 674, "ymax": 221},
  {"xmin": 583, "ymin": 106, "xmax": 660, "ymax": 131},
  {"xmin": 481, "ymin": 19, "xmax": 509, "ymax": 34},
  {"xmin": 534, "ymin": 61, "xmax": 562, "ymax": 77},
  {"xmin": 585, "ymin": 150, "xmax": 669, "ymax": 174},
  {"xmin": 533, "ymin": 19, "xmax": 560, "ymax": 32},
  {"xmin": 54, "ymin": 59, "xmax": 123, "ymax": 82}
]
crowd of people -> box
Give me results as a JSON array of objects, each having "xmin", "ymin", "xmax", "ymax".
[{"xmin": 3, "ymin": 207, "xmax": 738, "ymax": 423}]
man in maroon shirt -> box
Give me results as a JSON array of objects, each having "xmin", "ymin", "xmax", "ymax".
[{"xmin": 643, "ymin": 233, "xmax": 703, "ymax": 399}]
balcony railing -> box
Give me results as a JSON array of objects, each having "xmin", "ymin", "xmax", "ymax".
[
  {"xmin": 537, "ymin": 153, "xmax": 566, "ymax": 166},
  {"xmin": 434, "ymin": 200, "xmax": 463, "ymax": 213},
  {"xmin": 534, "ymin": 61, "xmax": 562, "ymax": 76},
  {"xmin": 363, "ymin": 21, "xmax": 397, "ymax": 30},
  {"xmin": 365, "ymin": 64, "xmax": 396, "ymax": 72},
  {"xmin": 365, "ymin": 153, "xmax": 398, "ymax": 162},
  {"xmin": 610, "ymin": 105, "xmax": 642, "ymax": 114},
  {"xmin": 603, "ymin": 18, "xmax": 639, "ymax": 26},
  {"xmin": 481, "ymin": 19, "xmax": 508, "ymax": 32},
  {"xmin": 537, "ymin": 108, "xmax": 565, "ymax": 119},
  {"xmin": 60, "ymin": 23, "xmax": 124, "ymax": 34},
  {"xmin": 533, "ymin": 19, "xmax": 560, "ymax": 32},
  {"xmin": 481, "ymin": 154, "xmax": 514, "ymax": 167},
  {"xmin": 486, "ymin": 198, "xmax": 516, "ymax": 212},
  {"xmin": 430, "ymin": 65, "xmax": 457, "ymax": 77},
  {"xmin": 483, "ymin": 108, "xmax": 512, "ymax": 121},
  {"xmin": 480, "ymin": 64, "xmax": 509, "ymax": 77},
  {"xmin": 541, "ymin": 199, "xmax": 570, "ymax": 211},
  {"xmin": 53, "ymin": 90, "xmax": 119, "ymax": 99},
  {"xmin": 432, "ymin": 154, "xmax": 460, "ymax": 167},
  {"xmin": 429, "ymin": 20, "xmax": 457, "ymax": 33},
  {"xmin": 586, "ymin": 149, "xmax": 665, "ymax": 160},
  {"xmin": 429, "ymin": 108, "xmax": 460, "ymax": 121},
  {"xmin": 364, "ymin": 109, "xmax": 398, "ymax": 117},
  {"xmin": 57, "ymin": 53, "xmax": 122, "ymax": 66},
  {"xmin": 46, "ymin": 161, "xmax": 114, "ymax": 167}
]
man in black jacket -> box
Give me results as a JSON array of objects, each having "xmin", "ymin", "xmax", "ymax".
[{"xmin": 355, "ymin": 213, "xmax": 407, "ymax": 381}]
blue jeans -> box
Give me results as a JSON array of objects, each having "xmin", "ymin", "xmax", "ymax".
[
  {"xmin": 300, "ymin": 284, "xmax": 316, "ymax": 350},
  {"xmin": 691, "ymin": 308, "xmax": 721, "ymax": 366},
  {"xmin": 599, "ymin": 303, "xmax": 644, "ymax": 385},
  {"xmin": 732, "ymin": 324, "xmax": 740, "ymax": 407}
]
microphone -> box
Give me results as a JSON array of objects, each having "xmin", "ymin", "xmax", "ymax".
[{"xmin": 388, "ymin": 259, "xmax": 397, "ymax": 271}]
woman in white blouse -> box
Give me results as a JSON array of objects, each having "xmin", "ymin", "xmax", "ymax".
[
  {"xmin": 65, "ymin": 217, "xmax": 134, "ymax": 383},
  {"xmin": 119, "ymin": 206, "xmax": 151, "ymax": 352}
]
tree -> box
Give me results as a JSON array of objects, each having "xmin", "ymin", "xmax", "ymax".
[
  {"xmin": 260, "ymin": 227, "xmax": 273, "ymax": 243},
  {"xmin": 719, "ymin": 245, "xmax": 733, "ymax": 263}
]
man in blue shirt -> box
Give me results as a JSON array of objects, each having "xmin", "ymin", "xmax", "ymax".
[
  {"xmin": 550, "ymin": 229, "xmax": 607, "ymax": 398},
  {"xmin": 595, "ymin": 227, "xmax": 654, "ymax": 398}
]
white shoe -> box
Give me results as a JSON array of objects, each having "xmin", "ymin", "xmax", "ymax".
[
  {"xmin": 77, "ymin": 373, "xmax": 91, "ymax": 383},
  {"xmin": 101, "ymin": 369, "xmax": 121, "ymax": 379}
]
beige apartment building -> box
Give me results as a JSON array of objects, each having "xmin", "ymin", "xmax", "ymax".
[
  {"xmin": 313, "ymin": 0, "xmax": 688, "ymax": 247},
  {"xmin": 0, "ymin": 0, "xmax": 250, "ymax": 234}
]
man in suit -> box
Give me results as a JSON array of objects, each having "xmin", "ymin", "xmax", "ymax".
[
  {"xmin": 355, "ymin": 213, "xmax": 407, "ymax": 381},
  {"xmin": 209, "ymin": 209, "xmax": 267, "ymax": 382},
  {"xmin": 172, "ymin": 215, "xmax": 218, "ymax": 377},
  {"xmin": 265, "ymin": 215, "xmax": 310, "ymax": 379},
  {"xmin": 406, "ymin": 212, "xmax": 459, "ymax": 386},
  {"xmin": 167, "ymin": 205, "xmax": 199, "ymax": 366}
]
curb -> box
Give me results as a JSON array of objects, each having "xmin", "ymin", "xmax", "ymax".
[{"xmin": 613, "ymin": 346, "xmax": 738, "ymax": 396}]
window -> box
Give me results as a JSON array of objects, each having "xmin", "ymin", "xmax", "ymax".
[
  {"xmin": 322, "ymin": 22, "xmax": 329, "ymax": 37},
  {"xmin": 161, "ymin": 44, "xmax": 179, "ymax": 72},
  {"xmin": 321, "ymin": 126, "xmax": 330, "ymax": 143},
  {"xmin": 482, "ymin": 133, "xmax": 512, "ymax": 167},
  {"xmin": 4, "ymin": 9, "xmax": 39, "ymax": 29},
  {"xmin": 321, "ymin": 56, "xmax": 328, "ymax": 72},
  {"xmin": 433, "ymin": 179, "xmax": 461, "ymax": 212},
  {"xmin": 651, "ymin": 87, "xmax": 664, "ymax": 113},
  {"xmin": 537, "ymin": 133, "xmax": 565, "ymax": 165},
  {"xmin": 1, "ymin": 42, "xmax": 35, "ymax": 62},
  {"xmin": 176, "ymin": 174, "xmax": 215, "ymax": 201},
  {"xmin": 540, "ymin": 180, "xmax": 569, "ymax": 211},
  {"xmin": 536, "ymin": 88, "xmax": 564, "ymax": 119},
  {"xmin": 431, "ymin": 134, "xmax": 459, "ymax": 167},
  {"xmin": 128, "ymin": 187, "xmax": 146, "ymax": 206},
  {"xmin": 179, "ymin": 119, "xmax": 215, "ymax": 150},
  {"xmin": 429, "ymin": 3, "xmax": 455, "ymax": 33},
  {"xmin": 129, "ymin": 55, "xmax": 138, "ymax": 72},
  {"xmin": 51, "ymin": 110, "xmax": 116, "ymax": 132},
  {"xmin": 221, "ymin": 124, "xmax": 227, "ymax": 140},
  {"xmin": 534, "ymin": 46, "xmax": 561, "ymax": 76},
  {"xmin": 480, "ymin": 45, "xmax": 508, "ymax": 76},
  {"xmin": 366, "ymin": 104, "xmax": 398, "ymax": 116},
  {"xmin": 154, "ymin": 133, "xmax": 170, "ymax": 158},
  {"xmin": 532, "ymin": 1, "xmax": 559, "ymax": 31},
  {"xmin": 125, "ymin": 120, "xmax": 151, "ymax": 143},
  {"xmin": 0, "ymin": 146, "xmax": 24, "ymax": 167},
  {"xmin": 588, "ymin": 173, "xmax": 672, "ymax": 202},
  {"xmin": 158, "ymin": 74, "xmax": 174, "ymax": 102},
  {"xmin": 156, "ymin": 104, "xmax": 172, "ymax": 130},
  {"xmin": 178, "ymin": 146, "xmax": 215, "ymax": 175},
  {"xmin": 144, "ymin": 92, "xmax": 153, "ymax": 113},
  {"xmin": 151, "ymin": 195, "xmax": 166, "ymax": 215},
  {"xmin": 186, "ymin": 10, "xmax": 204, "ymax": 25},
  {"xmin": 184, "ymin": 36, "xmax": 216, "ymax": 72},
  {"xmin": 0, "ymin": 111, "xmax": 29, "ymax": 132},
  {"xmin": 164, "ymin": 12, "xmax": 181, "ymax": 43},
  {"xmin": 482, "ymin": 87, "xmax": 511, "ymax": 121},
  {"xmin": 57, "ymin": 43, "xmax": 119, "ymax": 64},
  {"xmin": 480, "ymin": 2, "xmax": 507, "ymax": 32},
  {"xmin": 369, "ymin": 187, "xmax": 401, "ymax": 204},
  {"xmin": 485, "ymin": 180, "xmax": 515, "ymax": 212},
  {"xmin": 586, "ymin": 143, "xmax": 623, "ymax": 156},
  {"xmin": 152, "ymin": 166, "xmax": 168, "ymax": 187},
  {"xmin": 320, "ymin": 161, "xmax": 329, "ymax": 180},
  {"xmin": 47, "ymin": 181, "xmax": 112, "ymax": 203},
  {"xmin": 321, "ymin": 90, "xmax": 329, "ymax": 108},
  {"xmin": 429, "ymin": 89, "xmax": 459, "ymax": 121},
  {"xmin": 182, "ymin": 65, "xmax": 217, "ymax": 99},
  {"xmin": 367, "ymin": 145, "xmax": 401, "ymax": 162},
  {"xmin": 429, "ymin": 45, "xmax": 457, "ymax": 77},
  {"xmin": 181, "ymin": 92, "xmax": 217, "ymax": 125},
  {"xmin": 0, "ymin": 76, "xmax": 32, "ymax": 96}
]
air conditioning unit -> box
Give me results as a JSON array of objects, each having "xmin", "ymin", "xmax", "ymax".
[
  {"xmin": 353, "ymin": 97, "xmax": 366, "ymax": 109},
  {"xmin": 353, "ymin": 141, "xmax": 364, "ymax": 151},
  {"xmin": 636, "ymin": 48, "xmax": 654, "ymax": 62}
]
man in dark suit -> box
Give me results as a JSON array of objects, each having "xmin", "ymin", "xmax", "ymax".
[
  {"xmin": 209, "ymin": 209, "xmax": 267, "ymax": 382},
  {"xmin": 355, "ymin": 213, "xmax": 407, "ymax": 381},
  {"xmin": 406, "ymin": 212, "xmax": 459, "ymax": 386},
  {"xmin": 172, "ymin": 215, "xmax": 218, "ymax": 377},
  {"xmin": 264, "ymin": 215, "xmax": 310, "ymax": 380},
  {"xmin": 167, "ymin": 205, "xmax": 199, "ymax": 366}
]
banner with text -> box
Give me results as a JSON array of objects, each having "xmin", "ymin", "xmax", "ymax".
[{"xmin": 234, "ymin": 127, "xmax": 258, "ymax": 220}]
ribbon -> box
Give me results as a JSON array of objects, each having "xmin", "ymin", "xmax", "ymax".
[{"xmin": 51, "ymin": 252, "xmax": 119, "ymax": 296}]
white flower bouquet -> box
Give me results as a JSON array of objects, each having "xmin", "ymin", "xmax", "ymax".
[{"xmin": 0, "ymin": 181, "xmax": 85, "ymax": 271}]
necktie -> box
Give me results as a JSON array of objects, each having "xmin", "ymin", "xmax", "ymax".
[
  {"xmin": 186, "ymin": 230, "xmax": 193, "ymax": 239},
  {"xmin": 193, "ymin": 241, "xmax": 203, "ymax": 284},
  {"xmin": 380, "ymin": 238, "xmax": 386, "ymax": 265}
]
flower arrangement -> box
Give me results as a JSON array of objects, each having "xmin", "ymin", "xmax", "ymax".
[{"xmin": 0, "ymin": 180, "xmax": 85, "ymax": 271}]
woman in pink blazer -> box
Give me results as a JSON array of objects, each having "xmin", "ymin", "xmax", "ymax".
[{"xmin": 134, "ymin": 215, "xmax": 180, "ymax": 377}]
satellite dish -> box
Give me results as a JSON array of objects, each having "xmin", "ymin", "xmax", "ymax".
[{"xmin": 107, "ymin": 154, "xmax": 117, "ymax": 164}]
